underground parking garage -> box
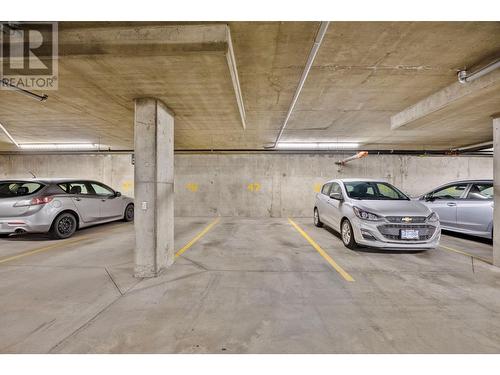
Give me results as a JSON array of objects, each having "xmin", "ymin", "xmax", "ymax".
[{"xmin": 1, "ymin": 19, "xmax": 500, "ymax": 355}]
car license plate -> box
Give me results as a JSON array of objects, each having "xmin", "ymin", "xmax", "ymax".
[{"xmin": 400, "ymin": 229, "xmax": 419, "ymax": 240}]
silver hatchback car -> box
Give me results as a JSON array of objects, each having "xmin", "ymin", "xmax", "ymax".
[
  {"xmin": 0, "ymin": 179, "xmax": 134, "ymax": 239},
  {"xmin": 314, "ymin": 179, "xmax": 440, "ymax": 250},
  {"xmin": 418, "ymin": 179, "xmax": 493, "ymax": 239}
]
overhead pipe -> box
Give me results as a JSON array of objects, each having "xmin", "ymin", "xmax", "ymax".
[
  {"xmin": 458, "ymin": 58, "xmax": 500, "ymax": 83},
  {"xmin": 268, "ymin": 21, "xmax": 330, "ymax": 148},
  {"xmin": 452, "ymin": 140, "xmax": 493, "ymax": 152},
  {"xmin": 1, "ymin": 78, "xmax": 48, "ymax": 101},
  {"xmin": 335, "ymin": 151, "xmax": 369, "ymax": 166}
]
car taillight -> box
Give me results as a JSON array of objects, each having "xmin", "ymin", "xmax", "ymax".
[{"xmin": 30, "ymin": 196, "xmax": 54, "ymax": 205}]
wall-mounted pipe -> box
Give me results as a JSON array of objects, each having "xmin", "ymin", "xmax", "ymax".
[
  {"xmin": 335, "ymin": 151, "xmax": 368, "ymax": 166},
  {"xmin": 458, "ymin": 59, "xmax": 500, "ymax": 83},
  {"xmin": 269, "ymin": 21, "xmax": 330, "ymax": 148}
]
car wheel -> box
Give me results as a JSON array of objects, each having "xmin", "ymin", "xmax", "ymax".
[
  {"xmin": 50, "ymin": 212, "xmax": 77, "ymax": 240},
  {"xmin": 124, "ymin": 204, "xmax": 134, "ymax": 222},
  {"xmin": 341, "ymin": 219, "xmax": 357, "ymax": 250},
  {"xmin": 314, "ymin": 208, "xmax": 323, "ymax": 227}
]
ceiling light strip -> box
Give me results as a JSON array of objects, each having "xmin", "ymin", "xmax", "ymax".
[
  {"xmin": 18, "ymin": 143, "xmax": 99, "ymax": 150},
  {"xmin": 226, "ymin": 25, "xmax": 247, "ymax": 130},
  {"xmin": 0, "ymin": 121, "xmax": 20, "ymax": 147},
  {"xmin": 271, "ymin": 21, "xmax": 330, "ymax": 148},
  {"xmin": 276, "ymin": 142, "xmax": 359, "ymax": 150}
]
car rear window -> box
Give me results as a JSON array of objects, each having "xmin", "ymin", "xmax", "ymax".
[{"xmin": 0, "ymin": 182, "xmax": 44, "ymax": 197}]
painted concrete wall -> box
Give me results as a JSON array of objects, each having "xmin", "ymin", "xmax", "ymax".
[{"xmin": 0, "ymin": 153, "xmax": 492, "ymax": 217}]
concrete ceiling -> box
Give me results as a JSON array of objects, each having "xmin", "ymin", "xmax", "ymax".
[{"xmin": 0, "ymin": 21, "xmax": 499, "ymax": 151}]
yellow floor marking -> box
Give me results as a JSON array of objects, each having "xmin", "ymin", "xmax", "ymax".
[
  {"xmin": 175, "ymin": 218, "xmax": 220, "ymax": 258},
  {"xmin": 439, "ymin": 244, "xmax": 493, "ymax": 265},
  {"xmin": 0, "ymin": 224, "xmax": 129, "ymax": 265},
  {"xmin": 288, "ymin": 218, "xmax": 355, "ymax": 282},
  {"xmin": 0, "ymin": 236, "xmax": 91, "ymax": 265}
]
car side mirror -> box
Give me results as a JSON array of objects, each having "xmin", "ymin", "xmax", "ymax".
[
  {"xmin": 115, "ymin": 191, "xmax": 122, "ymax": 197},
  {"xmin": 424, "ymin": 194, "xmax": 434, "ymax": 202},
  {"xmin": 330, "ymin": 192, "xmax": 343, "ymax": 201}
]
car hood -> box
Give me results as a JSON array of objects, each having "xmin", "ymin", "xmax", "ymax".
[{"xmin": 352, "ymin": 200, "xmax": 431, "ymax": 217}]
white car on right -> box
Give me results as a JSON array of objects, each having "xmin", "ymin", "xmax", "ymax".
[{"xmin": 314, "ymin": 178, "xmax": 440, "ymax": 250}]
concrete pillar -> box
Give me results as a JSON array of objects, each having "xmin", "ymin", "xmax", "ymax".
[
  {"xmin": 134, "ymin": 98, "xmax": 174, "ymax": 277},
  {"xmin": 493, "ymin": 116, "xmax": 500, "ymax": 267}
]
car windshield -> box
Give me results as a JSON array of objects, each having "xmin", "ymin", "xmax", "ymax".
[
  {"xmin": 343, "ymin": 181, "xmax": 409, "ymax": 200},
  {"xmin": 0, "ymin": 181, "xmax": 44, "ymax": 198}
]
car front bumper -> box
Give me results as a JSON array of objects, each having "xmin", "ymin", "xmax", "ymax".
[{"xmin": 351, "ymin": 217, "xmax": 441, "ymax": 250}]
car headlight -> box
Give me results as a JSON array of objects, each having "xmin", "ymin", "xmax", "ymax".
[
  {"xmin": 353, "ymin": 206, "xmax": 381, "ymax": 221},
  {"xmin": 426, "ymin": 212, "xmax": 439, "ymax": 222}
]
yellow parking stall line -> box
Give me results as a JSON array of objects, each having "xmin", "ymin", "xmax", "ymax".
[
  {"xmin": 439, "ymin": 244, "xmax": 493, "ymax": 265},
  {"xmin": 288, "ymin": 218, "xmax": 355, "ymax": 282},
  {"xmin": 175, "ymin": 218, "xmax": 221, "ymax": 258},
  {"xmin": 0, "ymin": 224, "xmax": 129, "ymax": 265},
  {"xmin": 0, "ymin": 236, "xmax": 91, "ymax": 265}
]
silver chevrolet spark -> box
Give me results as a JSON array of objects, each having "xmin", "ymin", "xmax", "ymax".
[
  {"xmin": 314, "ymin": 179, "xmax": 440, "ymax": 250},
  {"xmin": 0, "ymin": 179, "xmax": 134, "ymax": 239}
]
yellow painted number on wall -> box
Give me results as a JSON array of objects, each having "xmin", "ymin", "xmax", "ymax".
[
  {"xmin": 247, "ymin": 183, "xmax": 261, "ymax": 192},
  {"xmin": 186, "ymin": 183, "xmax": 199, "ymax": 192},
  {"xmin": 122, "ymin": 180, "xmax": 133, "ymax": 192}
]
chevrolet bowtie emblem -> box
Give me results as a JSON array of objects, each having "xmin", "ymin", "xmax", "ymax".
[{"xmin": 402, "ymin": 217, "xmax": 413, "ymax": 223}]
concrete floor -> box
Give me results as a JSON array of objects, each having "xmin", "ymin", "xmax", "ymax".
[{"xmin": 0, "ymin": 217, "xmax": 499, "ymax": 354}]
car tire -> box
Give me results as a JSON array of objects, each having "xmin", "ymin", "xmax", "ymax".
[
  {"xmin": 124, "ymin": 204, "xmax": 134, "ymax": 222},
  {"xmin": 50, "ymin": 212, "xmax": 77, "ymax": 240},
  {"xmin": 314, "ymin": 208, "xmax": 323, "ymax": 227},
  {"xmin": 341, "ymin": 219, "xmax": 357, "ymax": 250}
]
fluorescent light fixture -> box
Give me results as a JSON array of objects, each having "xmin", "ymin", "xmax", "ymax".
[
  {"xmin": 0, "ymin": 121, "xmax": 20, "ymax": 147},
  {"xmin": 18, "ymin": 143, "xmax": 100, "ymax": 150},
  {"xmin": 276, "ymin": 142, "xmax": 359, "ymax": 150}
]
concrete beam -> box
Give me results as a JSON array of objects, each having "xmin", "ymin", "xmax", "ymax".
[
  {"xmin": 134, "ymin": 98, "xmax": 174, "ymax": 277},
  {"xmin": 493, "ymin": 115, "xmax": 500, "ymax": 267},
  {"xmin": 22, "ymin": 24, "xmax": 228, "ymax": 57},
  {"xmin": 391, "ymin": 69, "xmax": 500, "ymax": 130}
]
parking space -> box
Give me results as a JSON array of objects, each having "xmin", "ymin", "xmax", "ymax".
[{"xmin": 1, "ymin": 217, "xmax": 499, "ymax": 353}]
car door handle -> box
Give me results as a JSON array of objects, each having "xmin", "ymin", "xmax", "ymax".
[
  {"xmin": 75, "ymin": 198, "xmax": 81, "ymax": 202},
  {"xmin": 101, "ymin": 199, "xmax": 107, "ymax": 202},
  {"xmin": 447, "ymin": 202, "xmax": 457, "ymax": 207}
]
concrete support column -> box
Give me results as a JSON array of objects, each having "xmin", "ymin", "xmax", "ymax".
[
  {"xmin": 493, "ymin": 116, "xmax": 500, "ymax": 267},
  {"xmin": 134, "ymin": 98, "xmax": 174, "ymax": 277}
]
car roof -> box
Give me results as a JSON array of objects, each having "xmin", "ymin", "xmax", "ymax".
[
  {"xmin": 323, "ymin": 178, "xmax": 387, "ymax": 184},
  {"xmin": 442, "ymin": 179, "xmax": 493, "ymax": 184},
  {"xmin": 0, "ymin": 178, "xmax": 102, "ymax": 184}
]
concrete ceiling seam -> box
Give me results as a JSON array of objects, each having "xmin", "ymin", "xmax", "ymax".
[{"xmin": 269, "ymin": 21, "xmax": 330, "ymax": 148}]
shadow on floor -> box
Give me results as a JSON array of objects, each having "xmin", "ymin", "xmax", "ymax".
[
  {"xmin": 0, "ymin": 222, "xmax": 130, "ymax": 242},
  {"xmin": 441, "ymin": 230, "xmax": 493, "ymax": 245}
]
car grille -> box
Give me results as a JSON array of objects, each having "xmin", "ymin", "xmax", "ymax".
[
  {"xmin": 385, "ymin": 216, "xmax": 427, "ymax": 223},
  {"xmin": 377, "ymin": 224, "xmax": 436, "ymax": 241}
]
